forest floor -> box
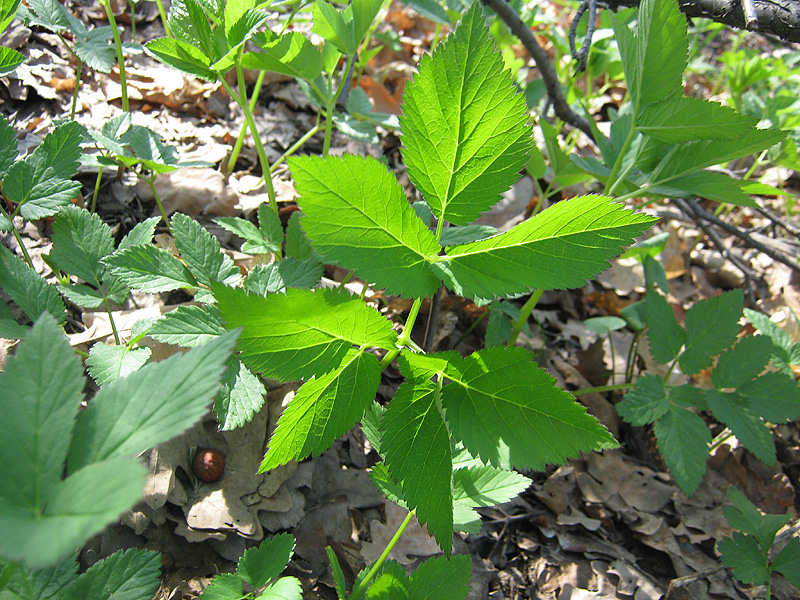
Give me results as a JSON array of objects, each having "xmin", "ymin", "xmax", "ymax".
[{"xmin": 2, "ymin": 1, "xmax": 800, "ymax": 599}]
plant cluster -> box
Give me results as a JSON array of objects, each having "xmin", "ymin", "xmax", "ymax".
[{"xmin": 0, "ymin": 0, "xmax": 799, "ymax": 597}]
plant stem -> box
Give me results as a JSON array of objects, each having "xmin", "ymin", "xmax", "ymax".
[
  {"xmin": 103, "ymin": 296, "xmax": 121, "ymax": 345},
  {"xmin": 226, "ymin": 70, "xmax": 267, "ymax": 176},
  {"xmin": 571, "ymin": 382, "xmax": 635, "ymax": 395},
  {"xmin": 270, "ymin": 122, "xmax": 322, "ymax": 173},
  {"xmin": 90, "ymin": 166, "xmax": 104, "ymax": 213},
  {"xmin": 2, "ymin": 208, "xmax": 35, "ymax": 269},
  {"xmin": 322, "ymin": 53, "xmax": 356, "ymax": 157},
  {"xmin": 349, "ymin": 509, "xmax": 416, "ymax": 599},
  {"xmin": 603, "ymin": 119, "xmax": 637, "ymax": 196},
  {"xmin": 145, "ymin": 176, "xmax": 171, "ymax": 232},
  {"xmin": 508, "ymin": 289, "xmax": 543, "ymax": 346},
  {"xmin": 70, "ymin": 59, "xmax": 82, "ymax": 118},
  {"xmin": 154, "ymin": 0, "xmax": 171, "ymax": 36},
  {"xmin": 101, "ymin": 0, "xmax": 129, "ymax": 112},
  {"xmin": 379, "ymin": 297, "xmax": 424, "ymax": 370}
]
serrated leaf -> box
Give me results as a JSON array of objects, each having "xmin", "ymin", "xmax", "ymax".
[
  {"xmin": 120, "ymin": 125, "xmax": 179, "ymax": 170},
  {"xmin": 171, "ymin": 213, "xmax": 240, "ymax": 287},
  {"xmin": 215, "ymin": 284, "xmax": 397, "ymax": 382},
  {"xmin": 654, "ymin": 404, "xmax": 710, "ymax": 495},
  {"xmin": 237, "ymin": 533, "xmax": 294, "ymax": 588},
  {"xmin": 0, "ymin": 315, "xmax": 83, "ymax": 511},
  {"xmin": 259, "ymin": 577, "xmax": 303, "ymax": 600},
  {"xmin": 718, "ymin": 532, "xmax": 770, "ymax": 585},
  {"xmin": 103, "ymin": 245, "xmax": 198, "ymax": 292},
  {"xmin": 243, "ymin": 259, "xmax": 324, "ymax": 295},
  {"xmin": 260, "ymin": 349, "xmax": 380, "ymax": 471},
  {"xmin": 433, "ymin": 195, "xmax": 655, "ymax": 301},
  {"xmin": 119, "ymin": 217, "xmax": 159, "ymax": 250},
  {"xmin": 771, "ymin": 537, "xmax": 800, "ymax": 588},
  {"xmin": 452, "ymin": 464, "xmax": 530, "ymax": 507},
  {"xmin": 3, "ymin": 122, "xmax": 83, "ymax": 219},
  {"xmin": 215, "ymin": 217, "xmax": 279, "ymax": 255},
  {"xmin": 144, "ymin": 37, "xmax": 215, "ymax": 80},
  {"xmin": 214, "ymin": 356, "xmax": 266, "ymax": 431},
  {"xmin": 70, "ymin": 22, "xmax": 115, "ymax": 73},
  {"xmin": 737, "ymin": 372, "xmax": 800, "ymax": 424},
  {"xmin": 327, "ymin": 547, "xmax": 347, "ymax": 600},
  {"xmin": 0, "ymin": 552, "xmax": 79, "ymax": 600},
  {"xmin": 59, "ymin": 283, "xmax": 105, "ymax": 308},
  {"xmin": 400, "ymin": 3, "xmax": 530, "ymax": 225},
  {"xmin": 0, "ymin": 46, "xmax": 23, "ymax": 76},
  {"xmin": 711, "ymin": 335, "xmax": 774, "ymax": 389},
  {"xmin": 405, "ymin": 346, "xmax": 618, "ymax": 470},
  {"xmin": 243, "ymin": 31, "xmax": 324, "ymax": 81},
  {"xmin": 440, "ymin": 225, "xmax": 498, "ymax": 247},
  {"xmin": 168, "ymin": 0, "xmax": 221, "ymax": 61},
  {"xmin": 62, "ymin": 548, "xmax": 161, "ymax": 600},
  {"xmin": 0, "ymin": 245, "xmax": 66, "ymax": 323},
  {"xmin": 285, "ymin": 211, "xmax": 312, "ymax": 259},
  {"xmin": 679, "ymin": 290, "xmax": 743, "ymax": 375},
  {"xmin": 86, "ymin": 343, "xmax": 151, "ymax": 387},
  {"xmin": 149, "ymin": 304, "xmax": 227, "ymax": 348},
  {"xmin": 25, "ymin": 0, "xmax": 68, "ymax": 31},
  {"xmin": 382, "ymin": 376, "xmax": 453, "ymax": 553},
  {"xmin": 744, "ymin": 308, "xmax": 800, "ymax": 376},
  {"xmin": 724, "ymin": 487, "xmax": 790, "ymax": 549},
  {"xmin": 704, "ymin": 389, "xmax": 774, "ymax": 465},
  {"xmin": 50, "ymin": 205, "xmax": 114, "ymax": 287},
  {"xmin": 67, "ymin": 331, "xmax": 238, "ymax": 471},
  {"xmin": 0, "ymin": 0, "xmax": 21, "ymax": 33},
  {"xmin": 0, "ymin": 302, "xmax": 28, "ymax": 339},
  {"xmin": 644, "ymin": 289, "xmax": 685, "ymax": 364},
  {"xmin": 369, "ymin": 462, "xmax": 406, "ymax": 507},
  {"xmin": 650, "ymin": 170, "xmax": 758, "ymax": 208},
  {"xmin": 364, "ymin": 561, "xmax": 409, "ymax": 600},
  {"xmin": 406, "ymin": 555, "xmax": 471, "ymax": 600},
  {"xmin": 638, "ymin": 97, "xmax": 757, "ymax": 143},
  {"xmin": 616, "ymin": 373, "xmax": 669, "ymax": 426},
  {"xmin": 198, "ymin": 573, "xmax": 243, "ymax": 600},
  {"xmin": 289, "ymin": 154, "xmax": 440, "ymax": 298},
  {"xmin": 360, "ymin": 402, "xmax": 385, "ymax": 455},
  {"xmin": 0, "ymin": 114, "xmax": 17, "ymax": 178}
]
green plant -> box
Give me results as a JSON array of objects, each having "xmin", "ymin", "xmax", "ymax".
[
  {"xmin": 0, "ymin": 0, "xmax": 23, "ymax": 76},
  {"xmin": 198, "ymin": 534, "xmax": 302, "ymax": 600},
  {"xmin": 718, "ymin": 487, "xmax": 800, "ymax": 596}
]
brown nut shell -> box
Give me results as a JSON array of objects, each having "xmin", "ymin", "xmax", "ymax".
[{"xmin": 194, "ymin": 449, "xmax": 225, "ymax": 482}]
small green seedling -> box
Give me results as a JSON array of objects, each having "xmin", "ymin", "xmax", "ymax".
[{"xmin": 719, "ymin": 487, "xmax": 800, "ymax": 596}]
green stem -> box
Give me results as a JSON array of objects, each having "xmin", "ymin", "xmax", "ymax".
[
  {"xmin": 379, "ymin": 297, "xmax": 424, "ymax": 370},
  {"xmin": 571, "ymin": 382, "xmax": 635, "ymax": 395},
  {"xmin": 154, "ymin": 0, "xmax": 171, "ymax": 36},
  {"xmin": 450, "ymin": 309, "xmax": 489, "ymax": 350},
  {"xmin": 322, "ymin": 53, "xmax": 356, "ymax": 157},
  {"xmin": 226, "ymin": 70, "xmax": 267, "ymax": 176},
  {"xmin": 1, "ymin": 206, "xmax": 34, "ymax": 268},
  {"xmin": 71, "ymin": 59, "xmax": 81, "ymax": 118},
  {"xmin": 508, "ymin": 289, "xmax": 543, "ymax": 346},
  {"xmin": 102, "ymin": 0, "xmax": 129, "ymax": 112},
  {"xmin": 90, "ymin": 166, "xmax": 104, "ymax": 213},
  {"xmin": 625, "ymin": 331, "xmax": 641, "ymax": 383},
  {"xmin": 145, "ymin": 176, "xmax": 171, "ymax": 232},
  {"xmin": 129, "ymin": 0, "xmax": 136, "ymax": 38},
  {"xmin": 270, "ymin": 122, "xmax": 322, "ymax": 173},
  {"xmin": 603, "ymin": 118, "xmax": 637, "ymax": 196},
  {"xmin": 103, "ymin": 296, "xmax": 121, "ymax": 345},
  {"xmin": 349, "ymin": 509, "xmax": 416, "ymax": 600},
  {"xmin": 709, "ymin": 427, "xmax": 733, "ymax": 452}
]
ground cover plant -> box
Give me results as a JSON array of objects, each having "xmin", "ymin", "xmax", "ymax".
[{"xmin": 1, "ymin": 0, "xmax": 800, "ymax": 597}]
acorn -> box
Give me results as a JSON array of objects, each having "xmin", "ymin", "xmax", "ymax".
[{"xmin": 193, "ymin": 449, "xmax": 225, "ymax": 482}]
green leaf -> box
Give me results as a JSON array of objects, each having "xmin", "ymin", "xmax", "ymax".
[
  {"xmin": 289, "ymin": 154, "xmax": 440, "ymax": 298},
  {"xmin": 215, "ymin": 282, "xmax": 397, "ymax": 382},
  {"xmin": 583, "ymin": 316, "xmax": 626, "ymax": 335},
  {"xmin": 259, "ymin": 577, "xmax": 302, "ymax": 600},
  {"xmin": 168, "ymin": 0, "xmax": 221, "ymax": 62},
  {"xmin": 0, "ymin": 245, "xmax": 66, "ymax": 324},
  {"xmin": 737, "ymin": 372, "xmax": 800, "ymax": 424},
  {"xmin": 744, "ymin": 308, "xmax": 800, "ymax": 375},
  {"xmin": 644, "ymin": 289, "xmax": 685, "ymax": 364},
  {"xmin": 679, "ymin": 289, "xmax": 743, "ymax": 375},
  {"xmin": 243, "ymin": 259, "xmax": 324, "ymax": 295},
  {"xmin": 119, "ymin": 217, "xmax": 160, "ymax": 250},
  {"xmin": 439, "ymin": 225, "xmax": 497, "ymax": 247},
  {"xmin": 25, "ymin": 0, "xmax": 69, "ymax": 31},
  {"xmin": 718, "ymin": 532, "xmax": 770, "ymax": 586},
  {"xmin": 433, "ymin": 195, "xmax": 655, "ymax": 301},
  {"xmin": 364, "ymin": 561, "xmax": 408, "ymax": 600},
  {"xmin": 215, "ymin": 215, "xmax": 278, "ymax": 255},
  {"xmin": 58, "ymin": 283, "xmax": 105, "ymax": 308},
  {"xmin": 0, "ymin": 552, "xmax": 78, "ymax": 600},
  {"xmin": 0, "ymin": 301, "xmax": 29, "ymax": 339},
  {"xmin": 638, "ymin": 97, "xmax": 757, "ymax": 143},
  {"xmin": 198, "ymin": 573, "xmax": 243, "ymax": 600},
  {"xmin": 369, "ymin": 463, "xmax": 406, "ymax": 507},
  {"xmin": 360, "ymin": 401, "xmax": 385, "ymax": 456},
  {"xmin": 243, "ymin": 31, "xmax": 324, "ymax": 81},
  {"xmin": 0, "ymin": 315, "xmax": 83, "ymax": 510},
  {"xmin": 0, "ymin": 0, "xmax": 21, "ymax": 33},
  {"xmin": 285, "ymin": 211, "xmax": 312, "ymax": 259},
  {"xmin": 312, "ymin": 0, "xmax": 357, "ymax": 54},
  {"xmin": 452, "ymin": 464, "xmax": 530, "ymax": 507},
  {"xmin": 3, "ymin": 122, "xmax": 82, "ymax": 219},
  {"xmin": 0, "ymin": 46, "xmax": 23, "ymax": 76},
  {"xmin": 327, "ymin": 547, "xmax": 347, "ymax": 600},
  {"xmin": 0, "ymin": 114, "xmax": 17, "ymax": 178},
  {"xmin": 214, "ymin": 356, "xmax": 266, "ymax": 431},
  {"xmin": 616, "ymin": 373, "xmax": 669, "ymax": 425},
  {"xmin": 50, "ymin": 205, "xmax": 114, "ymax": 287},
  {"xmin": 119, "ymin": 125, "xmax": 180, "ymax": 171},
  {"xmin": 406, "ymin": 555, "xmax": 471, "ymax": 600},
  {"xmin": 260, "ymin": 349, "xmax": 380, "ymax": 471},
  {"xmin": 704, "ymin": 389, "xmax": 774, "ymax": 465},
  {"xmin": 771, "ymin": 537, "xmax": 800, "ymax": 588},
  {"xmin": 103, "ymin": 245, "xmax": 199, "ymax": 292},
  {"xmin": 653, "ymin": 404, "xmax": 710, "ymax": 496},
  {"xmin": 69, "ymin": 21, "xmax": 114, "ymax": 73},
  {"xmin": 711, "ymin": 335, "xmax": 774, "ymax": 389},
  {"xmin": 86, "ymin": 343, "xmax": 152, "ymax": 387},
  {"xmin": 67, "ymin": 331, "xmax": 238, "ymax": 471},
  {"xmin": 650, "ymin": 170, "xmax": 758, "ymax": 208},
  {"xmin": 724, "ymin": 487, "xmax": 790, "ymax": 548},
  {"xmin": 401, "ymin": 0, "xmax": 449, "ymax": 24},
  {"xmin": 144, "ymin": 37, "xmax": 215, "ymax": 80},
  {"xmin": 171, "ymin": 213, "xmax": 240, "ymax": 287},
  {"xmin": 406, "ymin": 346, "xmax": 618, "ymax": 470},
  {"xmin": 149, "ymin": 304, "xmax": 227, "ymax": 348},
  {"xmin": 62, "ymin": 549, "xmax": 161, "ymax": 600},
  {"xmin": 400, "ymin": 2, "xmax": 530, "ymax": 225},
  {"xmin": 0, "ymin": 455, "xmax": 147, "ymax": 569},
  {"xmin": 382, "ymin": 376, "xmax": 453, "ymax": 553},
  {"xmin": 236, "ymin": 533, "xmax": 295, "ymax": 588}
]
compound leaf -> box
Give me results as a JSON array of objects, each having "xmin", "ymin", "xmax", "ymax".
[
  {"xmin": 400, "ymin": 2, "xmax": 530, "ymax": 225},
  {"xmin": 654, "ymin": 404, "xmax": 710, "ymax": 496},
  {"xmin": 144, "ymin": 37, "xmax": 215, "ymax": 80},
  {"xmin": 50, "ymin": 205, "xmax": 114, "ymax": 287},
  {"xmin": 452, "ymin": 464, "xmax": 530, "ymax": 507},
  {"xmin": 433, "ymin": 195, "xmax": 655, "ymax": 301},
  {"xmin": 0, "ymin": 114, "xmax": 17, "ymax": 178},
  {"xmin": 680, "ymin": 290, "xmax": 743, "ymax": 375},
  {"xmin": 289, "ymin": 154, "xmax": 440, "ymax": 298},
  {"xmin": 216, "ymin": 285, "xmax": 397, "ymax": 381},
  {"xmin": 724, "ymin": 487, "xmax": 789, "ymax": 549},
  {"xmin": 103, "ymin": 245, "xmax": 199, "ymax": 293},
  {"xmin": 198, "ymin": 573, "xmax": 243, "ymax": 600},
  {"xmin": 171, "ymin": 213, "xmax": 240, "ymax": 287},
  {"xmin": 260, "ymin": 349, "xmax": 379, "ymax": 471},
  {"xmin": 243, "ymin": 31, "xmax": 324, "ymax": 81},
  {"xmin": 616, "ymin": 373, "xmax": 669, "ymax": 426}
]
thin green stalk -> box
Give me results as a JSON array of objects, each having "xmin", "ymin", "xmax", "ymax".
[
  {"xmin": 450, "ymin": 309, "xmax": 489, "ymax": 350},
  {"xmin": 571, "ymin": 382, "xmax": 634, "ymax": 395},
  {"xmin": 129, "ymin": 0, "xmax": 136, "ymax": 38},
  {"xmin": 322, "ymin": 53, "xmax": 356, "ymax": 157},
  {"xmin": 101, "ymin": 0, "xmax": 129, "ymax": 112},
  {"xmin": 103, "ymin": 296, "xmax": 121, "ymax": 345},
  {"xmin": 1, "ymin": 207, "xmax": 34, "ymax": 268},
  {"xmin": 70, "ymin": 59, "xmax": 81, "ymax": 118},
  {"xmin": 508, "ymin": 289, "xmax": 543, "ymax": 346},
  {"xmin": 603, "ymin": 118, "xmax": 637, "ymax": 196},
  {"xmin": 226, "ymin": 70, "xmax": 267, "ymax": 176},
  {"xmin": 145, "ymin": 176, "xmax": 171, "ymax": 232},
  {"xmin": 154, "ymin": 0, "xmax": 171, "ymax": 36},
  {"xmin": 90, "ymin": 166, "xmax": 104, "ymax": 213},
  {"xmin": 379, "ymin": 297, "xmax": 424, "ymax": 370},
  {"xmin": 349, "ymin": 509, "xmax": 416, "ymax": 599},
  {"xmin": 709, "ymin": 427, "xmax": 733, "ymax": 452},
  {"xmin": 625, "ymin": 331, "xmax": 641, "ymax": 383},
  {"xmin": 270, "ymin": 122, "xmax": 323, "ymax": 172}
]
